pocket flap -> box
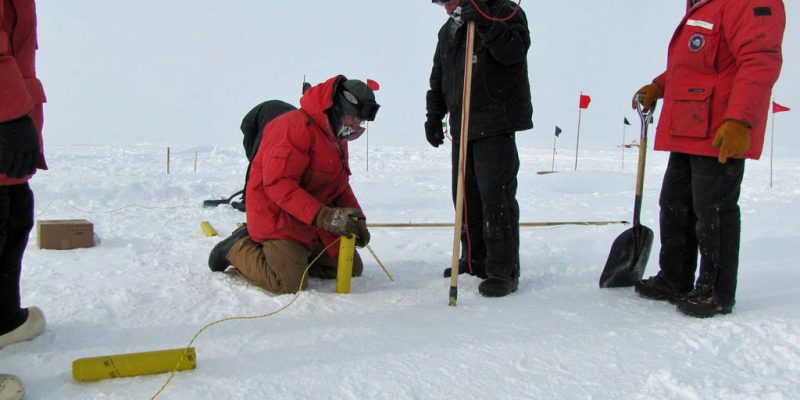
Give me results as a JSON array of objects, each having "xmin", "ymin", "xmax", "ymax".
[{"xmin": 671, "ymin": 85, "xmax": 714, "ymax": 101}]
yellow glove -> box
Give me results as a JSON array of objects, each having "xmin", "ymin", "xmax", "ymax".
[
  {"xmin": 632, "ymin": 82, "xmax": 663, "ymax": 112},
  {"xmin": 711, "ymin": 120, "xmax": 751, "ymax": 163}
]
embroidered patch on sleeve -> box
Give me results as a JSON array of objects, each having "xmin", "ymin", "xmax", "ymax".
[{"xmin": 753, "ymin": 7, "xmax": 772, "ymax": 16}]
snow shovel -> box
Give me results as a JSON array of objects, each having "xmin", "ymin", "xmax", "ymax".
[{"xmin": 599, "ymin": 98, "xmax": 655, "ymax": 288}]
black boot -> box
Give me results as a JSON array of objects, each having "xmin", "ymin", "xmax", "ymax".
[
  {"xmin": 208, "ymin": 225, "xmax": 249, "ymax": 272},
  {"xmin": 635, "ymin": 273, "xmax": 689, "ymax": 304},
  {"xmin": 677, "ymin": 286, "xmax": 733, "ymax": 318},
  {"xmin": 478, "ymin": 276, "xmax": 519, "ymax": 297}
]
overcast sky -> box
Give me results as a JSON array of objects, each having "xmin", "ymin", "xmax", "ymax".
[{"xmin": 36, "ymin": 0, "xmax": 798, "ymax": 153}]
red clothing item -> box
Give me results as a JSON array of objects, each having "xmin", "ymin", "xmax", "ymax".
[
  {"xmin": 653, "ymin": 0, "xmax": 784, "ymax": 160},
  {"xmin": 246, "ymin": 76, "xmax": 362, "ymax": 256},
  {"xmin": 1, "ymin": 0, "xmax": 46, "ymax": 185}
]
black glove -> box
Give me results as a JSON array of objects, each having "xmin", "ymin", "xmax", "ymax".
[
  {"xmin": 425, "ymin": 118, "xmax": 445, "ymax": 148},
  {"xmin": 314, "ymin": 206, "xmax": 361, "ymax": 238},
  {"xmin": 458, "ymin": 0, "xmax": 492, "ymax": 30},
  {"xmin": 0, "ymin": 116, "xmax": 40, "ymax": 179}
]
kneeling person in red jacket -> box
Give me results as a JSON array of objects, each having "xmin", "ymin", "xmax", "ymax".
[{"xmin": 208, "ymin": 76, "xmax": 379, "ymax": 294}]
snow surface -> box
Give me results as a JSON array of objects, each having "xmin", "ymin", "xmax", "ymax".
[{"xmin": 2, "ymin": 143, "xmax": 799, "ymax": 399}]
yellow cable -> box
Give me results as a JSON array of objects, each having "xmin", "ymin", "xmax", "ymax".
[
  {"xmin": 149, "ymin": 239, "xmax": 340, "ymax": 400},
  {"xmin": 36, "ymin": 197, "xmax": 188, "ymax": 218}
]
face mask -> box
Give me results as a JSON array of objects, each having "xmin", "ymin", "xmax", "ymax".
[{"xmin": 337, "ymin": 116, "xmax": 367, "ymax": 141}]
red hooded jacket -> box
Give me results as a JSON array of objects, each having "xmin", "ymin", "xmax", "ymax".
[
  {"xmin": 653, "ymin": 0, "xmax": 784, "ymax": 159},
  {"xmin": 1, "ymin": 0, "xmax": 46, "ymax": 185},
  {"xmin": 245, "ymin": 76, "xmax": 363, "ymax": 256}
]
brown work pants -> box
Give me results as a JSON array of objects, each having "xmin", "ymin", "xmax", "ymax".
[{"xmin": 226, "ymin": 237, "xmax": 363, "ymax": 294}]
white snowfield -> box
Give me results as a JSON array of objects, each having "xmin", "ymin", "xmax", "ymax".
[{"xmin": 2, "ymin": 144, "xmax": 799, "ymax": 399}]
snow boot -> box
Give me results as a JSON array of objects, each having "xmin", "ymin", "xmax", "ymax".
[
  {"xmin": 634, "ymin": 273, "xmax": 688, "ymax": 304},
  {"xmin": 0, "ymin": 374, "xmax": 25, "ymax": 400},
  {"xmin": 478, "ymin": 276, "xmax": 519, "ymax": 297},
  {"xmin": 208, "ymin": 225, "xmax": 249, "ymax": 272},
  {"xmin": 0, "ymin": 307, "xmax": 45, "ymax": 349},
  {"xmin": 677, "ymin": 287, "xmax": 733, "ymax": 318},
  {"xmin": 443, "ymin": 259, "xmax": 487, "ymax": 279}
]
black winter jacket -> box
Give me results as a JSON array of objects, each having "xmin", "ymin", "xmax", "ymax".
[{"xmin": 426, "ymin": 0, "xmax": 533, "ymax": 141}]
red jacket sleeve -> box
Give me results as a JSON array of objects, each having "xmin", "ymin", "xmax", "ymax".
[
  {"xmin": 0, "ymin": 3, "xmax": 34, "ymax": 122},
  {"xmin": 722, "ymin": 0, "xmax": 785, "ymax": 126}
]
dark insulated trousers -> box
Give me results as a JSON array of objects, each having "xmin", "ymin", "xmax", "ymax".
[
  {"xmin": 0, "ymin": 183, "xmax": 34, "ymax": 334},
  {"xmin": 658, "ymin": 152, "xmax": 744, "ymax": 308},
  {"xmin": 451, "ymin": 134, "xmax": 520, "ymax": 279}
]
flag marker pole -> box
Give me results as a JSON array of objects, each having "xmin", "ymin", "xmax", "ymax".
[
  {"xmin": 575, "ymin": 93, "xmax": 583, "ymax": 171},
  {"xmin": 770, "ymin": 105, "xmax": 775, "ymax": 188},
  {"xmin": 551, "ymin": 135, "xmax": 557, "ymax": 172},
  {"xmin": 622, "ymin": 119, "xmax": 626, "ymax": 169}
]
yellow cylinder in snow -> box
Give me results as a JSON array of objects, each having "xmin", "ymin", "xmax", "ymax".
[
  {"xmin": 72, "ymin": 347, "xmax": 196, "ymax": 382},
  {"xmin": 336, "ymin": 235, "xmax": 356, "ymax": 294},
  {"xmin": 200, "ymin": 221, "xmax": 217, "ymax": 237}
]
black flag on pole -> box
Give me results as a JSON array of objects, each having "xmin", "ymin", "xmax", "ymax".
[
  {"xmin": 624, "ymin": 117, "xmax": 631, "ymax": 125},
  {"xmin": 555, "ymin": 126, "xmax": 562, "ymax": 137}
]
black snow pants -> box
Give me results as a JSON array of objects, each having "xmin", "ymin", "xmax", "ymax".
[
  {"xmin": 0, "ymin": 183, "xmax": 34, "ymax": 334},
  {"xmin": 451, "ymin": 133, "xmax": 520, "ymax": 280},
  {"xmin": 658, "ymin": 152, "xmax": 744, "ymax": 308}
]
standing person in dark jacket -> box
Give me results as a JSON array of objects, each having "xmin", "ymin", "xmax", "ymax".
[
  {"xmin": 425, "ymin": 0, "xmax": 532, "ymax": 297},
  {"xmin": 632, "ymin": 0, "xmax": 785, "ymax": 318}
]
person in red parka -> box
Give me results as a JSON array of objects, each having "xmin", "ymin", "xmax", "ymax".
[
  {"xmin": 632, "ymin": 0, "xmax": 785, "ymax": 318},
  {"xmin": 208, "ymin": 75, "xmax": 379, "ymax": 294},
  {"xmin": 1, "ymin": 0, "xmax": 47, "ymax": 355}
]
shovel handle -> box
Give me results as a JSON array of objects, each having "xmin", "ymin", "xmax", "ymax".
[{"xmin": 632, "ymin": 97, "xmax": 656, "ymax": 227}]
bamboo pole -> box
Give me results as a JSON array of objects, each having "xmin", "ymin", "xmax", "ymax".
[
  {"xmin": 449, "ymin": 21, "xmax": 477, "ymax": 307},
  {"xmin": 368, "ymin": 221, "xmax": 627, "ymax": 228}
]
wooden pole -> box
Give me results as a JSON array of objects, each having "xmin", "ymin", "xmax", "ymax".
[
  {"xmin": 449, "ymin": 21, "xmax": 476, "ymax": 307},
  {"xmin": 551, "ymin": 135, "xmax": 557, "ymax": 172},
  {"xmin": 368, "ymin": 221, "xmax": 627, "ymax": 229},
  {"xmin": 193, "ymin": 152, "xmax": 198, "ymax": 173},
  {"xmin": 166, "ymin": 147, "xmax": 170, "ymax": 174}
]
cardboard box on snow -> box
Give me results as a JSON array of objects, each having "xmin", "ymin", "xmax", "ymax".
[{"xmin": 37, "ymin": 219, "xmax": 95, "ymax": 250}]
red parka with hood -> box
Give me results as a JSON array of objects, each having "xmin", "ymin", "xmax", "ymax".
[
  {"xmin": 653, "ymin": 0, "xmax": 784, "ymax": 159},
  {"xmin": 1, "ymin": 0, "xmax": 46, "ymax": 185},
  {"xmin": 245, "ymin": 76, "xmax": 363, "ymax": 257}
]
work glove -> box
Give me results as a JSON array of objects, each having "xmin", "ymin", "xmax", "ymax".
[
  {"xmin": 424, "ymin": 118, "xmax": 445, "ymax": 148},
  {"xmin": 457, "ymin": 0, "xmax": 493, "ymax": 31},
  {"xmin": 0, "ymin": 116, "xmax": 40, "ymax": 179},
  {"xmin": 355, "ymin": 219, "xmax": 370, "ymax": 248},
  {"xmin": 712, "ymin": 120, "xmax": 750, "ymax": 163},
  {"xmin": 632, "ymin": 82, "xmax": 663, "ymax": 112},
  {"xmin": 314, "ymin": 206, "xmax": 361, "ymax": 238}
]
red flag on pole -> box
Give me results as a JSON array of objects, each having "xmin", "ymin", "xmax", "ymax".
[
  {"xmin": 772, "ymin": 101, "xmax": 790, "ymax": 113},
  {"xmin": 579, "ymin": 94, "xmax": 591, "ymax": 109}
]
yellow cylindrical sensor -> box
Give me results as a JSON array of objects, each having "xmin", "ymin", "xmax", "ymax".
[
  {"xmin": 72, "ymin": 347, "xmax": 196, "ymax": 382},
  {"xmin": 336, "ymin": 235, "xmax": 356, "ymax": 294},
  {"xmin": 200, "ymin": 221, "xmax": 218, "ymax": 237}
]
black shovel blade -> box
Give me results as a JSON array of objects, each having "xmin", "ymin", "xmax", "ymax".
[{"xmin": 599, "ymin": 225, "xmax": 654, "ymax": 288}]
